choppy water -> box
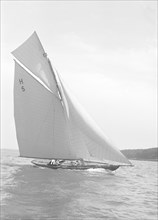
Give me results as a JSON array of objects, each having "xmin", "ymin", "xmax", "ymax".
[{"xmin": 1, "ymin": 149, "xmax": 157, "ymax": 220}]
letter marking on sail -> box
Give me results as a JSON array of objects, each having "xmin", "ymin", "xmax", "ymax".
[{"xmin": 19, "ymin": 78, "xmax": 25, "ymax": 92}]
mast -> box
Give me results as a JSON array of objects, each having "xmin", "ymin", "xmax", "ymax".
[{"xmin": 47, "ymin": 56, "xmax": 63, "ymax": 103}]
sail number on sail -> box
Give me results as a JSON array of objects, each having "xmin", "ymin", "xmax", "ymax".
[{"xmin": 19, "ymin": 78, "xmax": 25, "ymax": 92}]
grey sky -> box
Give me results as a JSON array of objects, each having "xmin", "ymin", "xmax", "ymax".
[{"xmin": 1, "ymin": 1, "xmax": 157, "ymax": 150}]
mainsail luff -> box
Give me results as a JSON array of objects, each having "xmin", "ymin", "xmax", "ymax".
[
  {"xmin": 12, "ymin": 32, "xmax": 131, "ymax": 165},
  {"xmin": 47, "ymin": 58, "xmax": 63, "ymax": 102}
]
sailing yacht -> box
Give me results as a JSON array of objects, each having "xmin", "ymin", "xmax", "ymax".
[{"xmin": 12, "ymin": 32, "xmax": 131, "ymax": 171}]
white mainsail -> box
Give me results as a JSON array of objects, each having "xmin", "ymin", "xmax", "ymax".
[
  {"xmin": 12, "ymin": 32, "xmax": 131, "ymax": 165},
  {"xmin": 14, "ymin": 61, "xmax": 74, "ymax": 159}
]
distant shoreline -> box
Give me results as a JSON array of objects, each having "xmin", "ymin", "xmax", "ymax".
[{"xmin": 121, "ymin": 148, "xmax": 158, "ymax": 162}]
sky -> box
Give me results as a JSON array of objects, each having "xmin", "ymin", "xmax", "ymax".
[{"xmin": 1, "ymin": 1, "xmax": 157, "ymax": 150}]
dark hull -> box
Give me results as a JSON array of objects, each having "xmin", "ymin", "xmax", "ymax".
[{"xmin": 31, "ymin": 160, "xmax": 120, "ymax": 171}]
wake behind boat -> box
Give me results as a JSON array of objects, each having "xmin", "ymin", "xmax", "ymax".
[{"xmin": 12, "ymin": 32, "xmax": 132, "ymax": 171}]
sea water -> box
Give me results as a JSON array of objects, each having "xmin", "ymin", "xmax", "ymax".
[{"xmin": 1, "ymin": 149, "xmax": 157, "ymax": 220}]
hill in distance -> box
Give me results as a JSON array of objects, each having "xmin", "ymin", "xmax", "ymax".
[{"xmin": 121, "ymin": 148, "xmax": 158, "ymax": 161}]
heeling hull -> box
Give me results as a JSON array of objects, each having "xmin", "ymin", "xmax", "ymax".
[{"xmin": 31, "ymin": 160, "xmax": 120, "ymax": 171}]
